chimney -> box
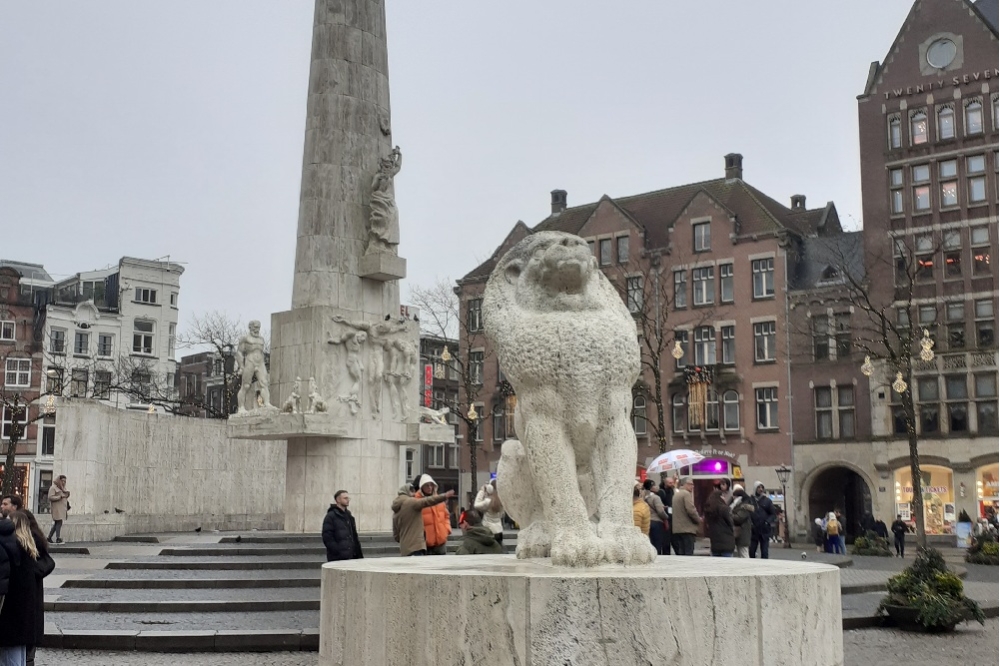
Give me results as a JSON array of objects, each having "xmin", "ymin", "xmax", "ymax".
[
  {"xmin": 791, "ymin": 194, "xmax": 806, "ymax": 210},
  {"xmin": 724, "ymin": 153, "xmax": 743, "ymax": 180},
  {"xmin": 550, "ymin": 189, "xmax": 567, "ymax": 214}
]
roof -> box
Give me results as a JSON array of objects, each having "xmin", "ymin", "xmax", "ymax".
[
  {"xmin": 0, "ymin": 260, "xmax": 53, "ymax": 283},
  {"xmin": 975, "ymin": 0, "xmax": 999, "ymax": 31},
  {"xmin": 789, "ymin": 232, "xmax": 864, "ymax": 291}
]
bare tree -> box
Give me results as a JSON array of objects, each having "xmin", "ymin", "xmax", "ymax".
[{"xmin": 176, "ymin": 311, "xmax": 248, "ymax": 417}]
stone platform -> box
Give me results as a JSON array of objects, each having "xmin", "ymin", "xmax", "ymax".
[{"xmin": 320, "ymin": 555, "xmax": 844, "ymax": 666}]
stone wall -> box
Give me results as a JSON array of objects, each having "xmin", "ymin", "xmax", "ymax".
[{"xmin": 40, "ymin": 402, "xmax": 286, "ymax": 541}]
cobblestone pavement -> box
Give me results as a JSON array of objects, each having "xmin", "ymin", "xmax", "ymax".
[
  {"xmin": 844, "ymin": 617, "xmax": 999, "ymax": 666},
  {"xmin": 34, "ymin": 650, "xmax": 317, "ymax": 665}
]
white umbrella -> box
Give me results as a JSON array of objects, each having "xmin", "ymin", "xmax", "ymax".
[{"xmin": 646, "ymin": 449, "xmax": 705, "ymax": 475}]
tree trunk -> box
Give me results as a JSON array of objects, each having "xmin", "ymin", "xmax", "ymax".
[
  {"xmin": 652, "ymin": 369, "xmax": 667, "ymax": 453},
  {"xmin": 468, "ymin": 430, "xmax": 479, "ymax": 499},
  {"xmin": 1, "ymin": 399, "xmax": 23, "ymax": 496},
  {"xmin": 902, "ymin": 384, "xmax": 927, "ymax": 548}
]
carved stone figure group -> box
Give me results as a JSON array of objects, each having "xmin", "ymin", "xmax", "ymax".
[
  {"xmin": 280, "ymin": 376, "xmax": 328, "ymax": 415},
  {"xmin": 328, "ymin": 316, "xmax": 415, "ymax": 420}
]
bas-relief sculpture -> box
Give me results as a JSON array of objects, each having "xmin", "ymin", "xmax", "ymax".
[
  {"xmin": 366, "ymin": 146, "xmax": 402, "ymax": 256},
  {"xmin": 482, "ymin": 231, "xmax": 656, "ymax": 567},
  {"xmin": 327, "ymin": 316, "xmax": 413, "ymax": 421},
  {"xmin": 235, "ymin": 320, "xmax": 274, "ymax": 414},
  {"xmin": 280, "ymin": 376, "xmax": 328, "ymax": 415},
  {"xmin": 418, "ymin": 405, "xmax": 450, "ymax": 426}
]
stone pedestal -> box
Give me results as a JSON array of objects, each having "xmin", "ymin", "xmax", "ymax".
[{"xmin": 320, "ymin": 556, "xmax": 843, "ymax": 666}]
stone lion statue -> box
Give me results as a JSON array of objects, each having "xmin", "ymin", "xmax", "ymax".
[{"xmin": 483, "ymin": 231, "xmax": 655, "ymax": 566}]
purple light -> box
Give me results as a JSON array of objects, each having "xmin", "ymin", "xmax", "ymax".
[{"xmin": 714, "ymin": 462, "xmax": 722, "ymax": 472}]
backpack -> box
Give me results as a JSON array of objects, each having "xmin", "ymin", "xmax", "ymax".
[{"xmin": 827, "ymin": 519, "xmax": 840, "ymax": 536}]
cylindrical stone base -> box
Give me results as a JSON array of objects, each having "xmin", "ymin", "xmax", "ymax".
[{"xmin": 320, "ymin": 555, "xmax": 843, "ymax": 666}]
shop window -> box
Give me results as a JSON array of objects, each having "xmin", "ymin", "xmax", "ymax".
[
  {"xmin": 894, "ymin": 466, "xmax": 954, "ymax": 535},
  {"xmin": 976, "ymin": 464, "xmax": 999, "ymax": 518}
]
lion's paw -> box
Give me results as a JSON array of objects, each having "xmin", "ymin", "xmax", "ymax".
[
  {"xmin": 550, "ymin": 530, "xmax": 610, "ymax": 567},
  {"xmin": 514, "ymin": 521, "xmax": 552, "ymax": 559},
  {"xmin": 598, "ymin": 524, "xmax": 657, "ymax": 566}
]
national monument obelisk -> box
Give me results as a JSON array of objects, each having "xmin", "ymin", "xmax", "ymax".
[{"xmin": 231, "ymin": 0, "xmax": 438, "ymax": 534}]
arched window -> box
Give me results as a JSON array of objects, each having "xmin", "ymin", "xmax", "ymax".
[
  {"xmin": 910, "ymin": 110, "xmax": 928, "ymax": 145},
  {"xmin": 937, "ymin": 105, "xmax": 955, "ymax": 140},
  {"xmin": 888, "ymin": 115, "xmax": 902, "ymax": 149},
  {"xmin": 672, "ymin": 394, "xmax": 686, "ymax": 434},
  {"xmin": 705, "ymin": 389, "xmax": 719, "ymax": 431},
  {"xmin": 965, "ymin": 100, "xmax": 983, "ymax": 135},
  {"xmin": 633, "ymin": 395, "xmax": 647, "ymax": 436},
  {"xmin": 723, "ymin": 390, "xmax": 740, "ymax": 431}
]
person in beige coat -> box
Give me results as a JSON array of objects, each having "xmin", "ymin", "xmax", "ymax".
[
  {"xmin": 47, "ymin": 475, "xmax": 70, "ymax": 543},
  {"xmin": 391, "ymin": 484, "xmax": 454, "ymax": 556},
  {"xmin": 670, "ymin": 477, "xmax": 701, "ymax": 555}
]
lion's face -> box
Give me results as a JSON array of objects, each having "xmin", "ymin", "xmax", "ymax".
[{"xmin": 499, "ymin": 232, "xmax": 600, "ymax": 311}]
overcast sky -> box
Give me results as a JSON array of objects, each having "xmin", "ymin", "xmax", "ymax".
[{"xmin": 0, "ymin": 1, "xmax": 913, "ymax": 343}]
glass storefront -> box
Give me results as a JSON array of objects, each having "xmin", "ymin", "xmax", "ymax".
[
  {"xmin": 894, "ymin": 465, "xmax": 955, "ymax": 535},
  {"xmin": 976, "ymin": 463, "xmax": 999, "ymax": 520}
]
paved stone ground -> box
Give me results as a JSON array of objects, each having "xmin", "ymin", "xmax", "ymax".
[
  {"xmin": 45, "ymin": 610, "xmax": 319, "ymax": 631},
  {"xmin": 34, "ymin": 650, "xmax": 317, "ymax": 665}
]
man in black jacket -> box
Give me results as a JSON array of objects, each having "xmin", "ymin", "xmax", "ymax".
[
  {"xmin": 749, "ymin": 481, "xmax": 775, "ymax": 559},
  {"xmin": 658, "ymin": 477, "xmax": 676, "ymax": 555},
  {"xmin": 322, "ymin": 490, "xmax": 363, "ymax": 562},
  {"xmin": 890, "ymin": 514, "xmax": 907, "ymax": 557}
]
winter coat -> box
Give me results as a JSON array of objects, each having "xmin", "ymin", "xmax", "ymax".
[
  {"xmin": 660, "ymin": 486, "xmax": 675, "ymax": 528},
  {"xmin": 812, "ymin": 522, "xmax": 826, "ymax": 547},
  {"xmin": 455, "ymin": 526, "xmax": 503, "ymax": 555},
  {"xmin": 891, "ymin": 519, "xmax": 907, "ymax": 538},
  {"xmin": 751, "ymin": 492, "xmax": 775, "ymax": 536},
  {"xmin": 874, "ymin": 520, "xmax": 889, "ymax": 539},
  {"xmin": 32, "ymin": 536, "xmax": 55, "ymax": 644},
  {"xmin": 0, "ymin": 519, "xmax": 39, "ymax": 648},
  {"xmin": 671, "ymin": 488, "xmax": 701, "ymax": 535},
  {"xmin": 322, "ymin": 506, "xmax": 363, "ymax": 562},
  {"xmin": 731, "ymin": 496, "xmax": 755, "ymax": 549},
  {"xmin": 473, "ymin": 485, "xmax": 504, "ymax": 535},
  {"xmin": 704, "ymin": 490, "xmax": 735, "ymax": 553},
  {"xmin": 644, "ymin": 492, "xmax": 669, "ymax": 522},
  {"xmin": 415, "ymin": 475, "xmax": 451, "ymax": 548},
  {"xmin": 632, "ymin": 500, "xmax": 651, "ymax": 535},
  {"xmin": 48, "ymin": 484, "xmax": 70, "ymax": 522},
  {"xmin": 392, "ymin": 492, "xmax": 448, "ymax": 556}
]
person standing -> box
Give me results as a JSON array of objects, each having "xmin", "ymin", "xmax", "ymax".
[
  {"xmin": 671, "ymin": 478, "xmax": 701, "ymax": 556},
  {"xmin": 414, "ymin": 475, "xmax": 451, "ymax": 555},
  {"xmin": 659, "ymin": 477, "xmax": 676, "ymax": 555},
  {"xmin": 891, "ymin": 514, "xmax": 907, "ymax": 558},
  {"xmin": 20, "ymin": 511, "xmax": 53, "ymax": 666},
  {"xmin": 632, "ymin": 486, "xmax": 651, "ymax": 536},
  {"xmin": 0, "ymin": 511, "xmax": 41, "ymax": 666},
  {"xmin": 46, "ymin": 476, "xmax": 70, "ymax": 544},
  {"xmin": 812, "ymin": 518, "xmax": 826, "ymax": 553},
  {"xmin": 391, "ymin": 485, "xmax": 454, "ymax": 556},
  {"xmin": 322, "ymin": 490, "xmax": 363, "ymax": 562},
  {"xmin": 730, "ymin": 485, "xmax": 754, "ymax": 558},
  {"xmin": 704, "ymin": 483, "xmax": 735, "ymax": 557},
  {"xmin": 749, "ymin": 481, "xmax": 775, "ymax": 559},
  {"xmin": 834, "ymin": 509, "xmax": 847, "ymax": 555},
  {"xmin": 825, "ymin": 512, "xmax": 843, "ymax": 555},
  {"xmin": 455, "ymin": 510, "xmax": 503, "ymax": 555},
  {"xmin": 473, "ymin": 480, "xmax": 504, "ymax": 544},
  {"xmin": 643, "ymin": 480, "xmax": 669, "ymax": 555}
]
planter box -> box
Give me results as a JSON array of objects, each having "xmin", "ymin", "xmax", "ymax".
[{"xmin": 882, "ymin": 604, "xmax": 965, "ymax": 633}]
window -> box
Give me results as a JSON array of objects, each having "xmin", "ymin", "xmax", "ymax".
[
  {"xmin": 170, "ymin": 292, "xmax": 178, "ymax": 307},
  {"xmin": 838, "ymin": 386, "xmax": 855, "ymax": 438},
  {"xmin": 168, "ymin": 323, "xmax": 176, "ymax": 358},
  {"xmin": 70, "ymin": 369, "xmax": 88, "ymax": 398},
  {"xmin": 755, "ymin": 387, "xmax": 778, "ymax": 430},
  {"xmin": 910, "ymin": 109, "xmax": 928, "ymax": 145},
  {"xmin": 693, "ymin": 222, "xmax": 710, "ymax": 252},
  {"xmin": 466, "ymin": 299, "xmax": 483, "ymax": 333},
  {"xmin": 133, "ymin": 320, "xmax": 154, "ymax": 354},
  {"xmin": 947, "ymin": 322, "xmax": 965, "ymax": 350},
  {"xmin": 752, "ymin": 258, "xmax": 774, "ymax": 298},
  {"xmin": 946, "ymin": 302, "xmax": 964, "ymax": 322},
  {"xmin": 492, "ymin": 402, "xmax": 505, "ymax": 442},
  {"xmin": 975, "ymin": 299, "xmax": 995, "ymax": 348},
  {"xmin": 692, "ymin": 267, "xmax": 714, "ymax": 305},
  {"xmin": 815, "ymin": 387, "xmax": 833, "ymax": 439},
  {"xmin": 943, "ymin": 230, "xmax": 961, "ymax": 250},
  {"xmin": 73, "ymin": 331, "xmax": 89, "ymax": 356},
  {"xmin": 915, "ymin": 233, "xmax": 934, "ymax": 252},
  {"xmin": 472, "ymin": 411, "xmax": 483, "ymax": 442},
  {"xmin": 599, "ymin": 239, "xmax": 612, "ymax": 266},
  {"xmin": 98, "ymin": 334, "xmax": 113, "ymax": 357},
  {"xmin": 753, "ymin": 321, "xmax": 776, "ymax": 362},
  {"xmin": 976, "ymin": 374, "xmax": 998, "ymax": 435},
  {"xmin": 131, "ymin": 368, "xmax": 152, "ymax": 401},
  {"xmin": 404, "ymin": 449, "xmax": 416, "ymax": 481},
  {"xmin": 916, "ymin": 253, "xmax": 935, "ymax": 281},
  {"xmin": 834, "ymin": 313, "xmax": 851, "ymax": 359},
  {"xmin": 968, "ymin": 155, "xmax": 987, "ymax": 203},
  {"xmin": 673, "ymin": 271, "xmax": 687, "ymax": 309},
  {"xmin": 705, "ymin": 389, "xmax": 719, "ymax": 431},
  {"xmin": 945, "ymin": 376, "xmax": 968, "ymax": 432},
  {"xmin": 468, "ymin": 351, "xmax": 483, "ymax": 385},
  {"xmin": 587, "ymin": 240, "xmax": 595, "ymax": 256},
  {"xmin": 722, "ymin": 390, "xmax": 739, "ymax": 431},
  {"xmin": 888, "ymin": 115, "xmax": 902, "ymax": 148},
  {"xmin": 939, "ymin": 159, "xmax": 958, "ymax": 207},
  {"xmin": 1, "ymin": 404, "xmax": 28, "ymax": 441},
  {"xmin": 813, "ymin": 315, "xmax": 830, "ymax": 361},
  {"xmin": 134, "ymin": 288, "xmax": 157, "ymax": 304},
  {"xmin": 616, "ymin": 236, "xmax": 629, "ymax": 264},
  {"xmin": 719, "ymin": 264, "xmax": 734, "ymax": 302},
  {"xmin": 4, "ymin": 358, "xmax": 30, "ymax": 387},
  {"xmin": 674, "ymin": 331, "xmax": 689, "ymax": 368},
  {"xmin": 50, "ymin": 329, "xmax": 65, "ymax": 354},
  {"xmin": 672, "ymin": 394, "xmax": 685, "ymax": 433},
  {"xmin": 40, "ymin": 419, "xmax": 55, "ymax": 456},
  {"xmin": 0, "ymin": 321, "xmax": 13, "ymax": 342},
  {"xmin": 921, "ymin": 405, "xmax": 940, "ymax": 433},
  {"xmin": 94, "ymin": 370, "xmax": 112, "ymax": 400},
  {"xmin": 965, "ymin": 100, "xmax": 983, "ymax": 135},
  {"xmin": 937, "ymin": 105, "xmax": 955, "ymax": 140},
  {"xmin": 912, "ymin": 164, "xmax": 930, "ymax": 211},
  {"xmin": 633, "ymin": 395, "xmax": 646, "ymax": 436},
  {"xmin": 945, "ymin": 250, "xmax": 962, "ymax": 278},
  {"xmin": 694, "ymin": 326, "xmax": 716, "ymax": 365},
  {"xmin": 721, "ymin": 326, "xmax": 735, "ymax": 365},
  {"xmin": 626, "ymin": 276, "xmax": 643, "ymax": 314},
  {"xmin": 897, "ymin": 307, "xmax": 911, "ymax": 329},
  {"xmin": 889, "ymin": 168, "xmax": 904, "ymax": 214},
  {"xmin": 918, "ymin": 377, "xmax": 939, "ymax": 402},
  {"xmin": 447, "ymin": 444, "xmax": 460, "ymax": 469},
  {"xmin": 47, "ymin": 367, "xmax": 64, "ymax": 394},
  {"xmin": 427, "ymin": 444, "xmax": 445, "ymax": 468}
]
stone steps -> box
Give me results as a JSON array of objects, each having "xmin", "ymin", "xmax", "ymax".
[
  {"xmin": 46, "ymin": 599, "xmax": 320, "ymax": 613},
  {"xmin": 63, "ymin": 577, "xmax": 320, "ymax": 589}
]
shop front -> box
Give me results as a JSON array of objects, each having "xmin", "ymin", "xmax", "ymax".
[
  {"xmin": 976, "ymin": 463, "xmax": 999, "ymax": 520},
  {"xmin": 0, "ymin": 463, "xmax": 29, "ymax": 504},
  {"xmin": 676, "ymin": 458, "xmax": 745, "ymax": 513},
  {"xmin": 894, "ymin": 465, "xmax": 955, "ymax": 535}
]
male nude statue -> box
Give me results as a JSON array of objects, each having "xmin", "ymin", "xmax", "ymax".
[
  {"xmin": 328, "ymin": 328, "xmax": 367, "ymax": 414},
  {"xmin": 330, "ymin": 316, "xmax": 407, "ymax": 418},
  {"xmin": 235, "ymin": 320, "xmax": 271, "ymax": 412}
]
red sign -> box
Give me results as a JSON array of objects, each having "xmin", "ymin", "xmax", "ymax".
[{"xmin": 423, "ymin": 364, "xmax": 433, "ymax": 407}]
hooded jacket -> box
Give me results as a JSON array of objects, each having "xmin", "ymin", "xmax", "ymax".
[
  {"xmin": 731, "ymin": 492, "xmax": 755, "ymax": 548},
  {"xmin": 455, "ymin": 525, "xmax": 503, "ymax": 555},
  {"xmin": 473, "ymin": 484, "xmax": 504, "ymax": 535},
  {"xmin": 704, "ymin": 489, "xmax": 735, "ymax": 553},
  {"xmin": 391, "ymin": 486, "xmax": 449, "ymax": 556},
  {"xmin": 415, "ymin": 474, "xmax": 451, "ymax": 548}
]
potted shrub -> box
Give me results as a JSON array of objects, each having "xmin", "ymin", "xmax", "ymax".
[
  {"xmin": 877, "ymin": 547, "xmax": 985, "ymax": 632},
  {"xmin": 851, "ymin": 530, "xmax": 892, "ymax": 557},
  {"xmin": 965, "ymin": 532, "xmax": 999, "ymax": 566}
]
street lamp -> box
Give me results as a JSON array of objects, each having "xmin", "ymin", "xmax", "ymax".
[
  {"xmin": 775, "ymin": 464, "xmax": 792, "ymax": 549},
  {"xmin": 440, "ymin": 346, "xmax": 452, "ymax": 363}
]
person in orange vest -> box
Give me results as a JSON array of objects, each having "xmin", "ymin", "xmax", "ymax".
[{"xmin": 414, "ymin": 474, "xmax": 452, "ymax": 555}]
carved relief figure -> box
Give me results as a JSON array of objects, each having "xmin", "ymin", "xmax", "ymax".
[
  {"xmin": 419, "ymin": 405, "xmax": 450, "ymax": 426},
  {"xmin": 482, "ymin": 231, "xmax": 656, "ymax": 567},
  {"xmin": 366, "ymin": 146, "xmax": 402, "ymax": 255},
  {"xmin": 281, "ymin": 377, "xmax": 302, "ymax": 414},
  {"xmin": 328, "ymin": 329, "xmax": 367, "ymax": 415},
  {"xmin": 330, "ymin": 316, "xmax": 407, "ymax": 419},
  {"xmin": 235, "ymin": 320, "xmax": 272, "ymax": 413},
  {"xmin": 307, "ymin": 377, "xmax": 328, "ymax": 413}
]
